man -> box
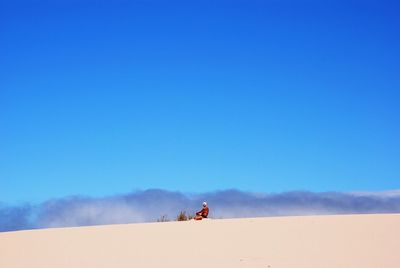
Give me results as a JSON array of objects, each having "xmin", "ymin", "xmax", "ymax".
[{"xmin": 194, "ymin": 202, "xmax": 209, "ymax": 220}]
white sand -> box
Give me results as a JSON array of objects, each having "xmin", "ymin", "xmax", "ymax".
[{"xmin": 1, "ymin": 214, "xmax": 399, "ymax": 268}]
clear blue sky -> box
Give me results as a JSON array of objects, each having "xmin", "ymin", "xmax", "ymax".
[{"xmin": 1, "ymin": 0, "xmax": 399, "ymax": 204}]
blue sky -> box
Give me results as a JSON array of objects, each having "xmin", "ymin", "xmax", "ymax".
[{"xmin": 1, "ymin": 0, "xmax": 399, "ymax": 204}]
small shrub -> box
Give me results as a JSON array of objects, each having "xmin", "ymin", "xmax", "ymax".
[
  {"xmin": 176, "ymin": 211, "xmax": 195, "ymax": 221},
  {"xmin": 157, "ymin": 215, "xmax": 169, "ymax": 222},
  {"xmin": 176, "ymin": 211, "xmax": 188, "ymax": 221}
]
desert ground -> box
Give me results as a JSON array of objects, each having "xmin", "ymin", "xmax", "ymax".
[{"xmin": 1, "ymin": 214, "xmax": 399, "ymax": 268}]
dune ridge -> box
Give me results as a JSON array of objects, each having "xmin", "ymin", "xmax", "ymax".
[{"xmin": 1, "ymin": 214, "xmax": 399, "ymax": 268}]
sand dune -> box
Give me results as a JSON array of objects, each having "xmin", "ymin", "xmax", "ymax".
[{"xmin": 1, "ymin": 214, "xmax": 399, "ymax": 268}]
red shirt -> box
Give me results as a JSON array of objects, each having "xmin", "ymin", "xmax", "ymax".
[{"xmin": 199, "ymin": 207, "xmax": 209, "ymax": 218}]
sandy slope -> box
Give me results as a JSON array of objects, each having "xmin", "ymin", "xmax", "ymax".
[{"xmin": 1, "ymin": 214, "xmax": 399, "ymax": 268}]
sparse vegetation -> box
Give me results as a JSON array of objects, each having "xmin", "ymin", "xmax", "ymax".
[
  {"xmin": 176, "ymin": 211, "xmax": 195, "ymax": 221},
  {"xmin": 157, "ymin": 215, "xmax": 169, "ymax": 222},
  {"xmin": 176, "ymin": 211, "xmax": 188, "ymax": 221},
  {"xmin": 157, "ymin": 211, "xmax": 195, "ymax": 222}
]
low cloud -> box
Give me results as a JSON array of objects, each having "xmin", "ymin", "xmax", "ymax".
[{"xmin": 1, "ymin": 189, "xmax": 400, "ymax": 232}]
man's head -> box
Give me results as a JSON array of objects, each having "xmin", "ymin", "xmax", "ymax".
[{"xmin": 202, "ymin": 201, "xmax": 207, "ymax": 207}]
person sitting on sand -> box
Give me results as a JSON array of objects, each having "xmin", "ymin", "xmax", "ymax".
[{"xmin": 194, "ymin": 202, "xmax": 209, "ymax": 220}]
